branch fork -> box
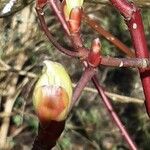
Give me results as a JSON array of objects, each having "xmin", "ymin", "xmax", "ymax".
[
  {"xmin": 33, "ymin": 0, "xmax": 150, "ymax": 149},
  {"xmin": 109, "ymin": 0, "xmax": 150, "ymax": 117}
]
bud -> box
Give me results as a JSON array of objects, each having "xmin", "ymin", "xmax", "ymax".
[
  {"xmin": 36, "ymin": 0, "xmax": 47, "ymax": 8},
  {"xmin": 88, "ymin": 38, "xmax": 101, "ymax": 67},
  {"xmin": 64, "ymin": 0, "xmax": 84, "ymax": 19},
  {"xmin": 33, "ymin": 60, "xmax": 72, "ymax": 123},
  {"xmin": 68, "ymin": 7, "xmax": 82, "ymax": 33},
  {"xmin": 63, "ymin": 0, "xmax": 83, "ymax": 33}
]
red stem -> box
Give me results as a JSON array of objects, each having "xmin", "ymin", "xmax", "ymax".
[
  {"xmin": 127, "ymin": 9, "xmax": 150, "ymax": 117},
  {"xmin": 92, "ymin": 75, "xmax": 138, "ymax": 150},
  {"xmin": 48, "ymin": 0, "xmax": 70, "ymax": 35},
  {"xmin": 36, "ymin": 8, "xmax": 79, "ymax": 57},
  {"xmin": 101, "ymin": 57, "xmax": 150, "ymax": 68},
  {"xmin": 70, "ymin": 67, "xmax": 96, "ymax": 110},
  {"xmin": 36, "ymin": 7, "xmax": 150, "ymax": 69},
  {"xmin": 110, "ymin": 0, "xmax": 135, "ymax": 18},
  {"xmin": 109, "ymin": 0, "xmax": 150, "ymax": 117}
]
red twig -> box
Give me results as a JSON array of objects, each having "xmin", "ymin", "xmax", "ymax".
[
  {"xmin": 36, "ymin": 7, "xmax": 79, "ymax": 57},
  {"xmin": 101, "ymin": 57, "xmax": 150, "ymax": 68},
  {"xmin": 36, "ymin": 8, "xmax": 150, "ymax": 69},
  {"xmin": 68, "ymin": 9, "xmax": 138, "ymax": 147},
  {"xmin": 109, "ymin": 0, "xmax": 150, "ymax": 117},
  {"xmin": 47, "ymin": 0, "xmax": 70, "ymax": 35},
  {"xmin": 83, "ymin": 13, "xmax": 135, "ymax": 57},
  {"xmin": 92, "ymin": 75, "xmax": 138, "ymax": 150},
  {"xmin": 70, "ymin": 66, "xmax": 96, "ymax": 110}
]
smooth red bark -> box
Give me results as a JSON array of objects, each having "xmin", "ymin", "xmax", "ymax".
[{"xmin": 109, "ymin": 0, "xmax": 150, "ymax": 117}]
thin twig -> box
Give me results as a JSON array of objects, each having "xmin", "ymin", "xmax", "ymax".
[
  {"xmin": 10, "ymin": 125, "xmax": 28, "ymax": 138},
  {"xmin": 47, "ymin": 0, "xmax": 70, "ymax": 35},
  {"xmin": 36, "ymin": 8, "xmax": 79, "ymax": 57},
  {"xmin": 0, "ymin": 78, "xmax": 29, "ymax": 149},
  {"xmin": 92, "ymin": 75, "xmax": 138, "ymax": 150},
  {"xmin": 72, "ymin": 83, "xmax": 144, "ymax": 104},
  {"xmin": 70, "ymin": 67, "xmax": 96, "ymax": 110},
  {"xmin": 2, "ymin": 56, "xmax": 150, "ymax": 74},
  {"xmin": 83, "ymin": 13, "xmax": 135, "ymax": 57}
]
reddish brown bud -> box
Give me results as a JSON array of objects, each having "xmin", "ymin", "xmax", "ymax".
[
  {"xmin": 88, "ymin": 38, "xmax": 101, "ymax": 67},
  {"xmin": 33, "ymin": 61, "xmax": 72, "ymax": 124},
  {"xmin": 68, "ymin": 7, "xmax": 82, "ymax": 33}
]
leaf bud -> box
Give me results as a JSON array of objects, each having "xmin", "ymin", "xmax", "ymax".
[
  {"xmin": 88, "ymin": 38, "xmax": 101, "ymax": 67},
  {"xmin": 33, "ymin": 60, "xmax": 72, "ymax": 123}
]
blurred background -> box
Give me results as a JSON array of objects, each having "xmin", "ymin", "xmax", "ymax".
[{"xmin": 0, "ymin": 0, "xmax": 150, "ymax": 149}]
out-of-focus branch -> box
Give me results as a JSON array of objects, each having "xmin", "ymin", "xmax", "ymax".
[
  {"xmin": 0, "ymin": 60, "xmax": 144, "ymax": 105},
  {"xmin": 72, "ymin": 84, "xmax": 144, "ymax": 104},
  {"xmin": 0, "ymin": 0, "xmax": 34, "ymax": 18},
  {"xmin": 0, "ymin": 53, "xmax": 28, "ymax": 149},
  {"xmin": 0, "ymin": 59, "xmax": 37, "ymax": 78},
  {"xmin": 83, "ymin": 13, "xmax": 135, "ymax": 57}
]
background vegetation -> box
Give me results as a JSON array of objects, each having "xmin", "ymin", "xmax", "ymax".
[{"xmin": 0, "ymin": 0, "xmax": 150, "ymax": 149}]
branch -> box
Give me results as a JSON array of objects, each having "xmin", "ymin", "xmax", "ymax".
[
  {"xmin": 72, "ymin": 84, "xmax": 144, "ymax": 104},
  {"xmin": 101, "ymin": 57, "xmax": 150, "ymax": 68},
  {"xmin": 36, "ymin": 7, "xmax": 79, "ymax": 57},
  {"xmin": 70, "ymin": 67, "xmax": 96, "ymax": 110},
  {"xmin": 83, "ymin": 13, "xmax": 135, "ymax": 57},
  {"xmin": 35, "ymin": 1, "xmax": 146, "ymax": 150},
  {"xmin": 47, "ymin": 0, "xmax": 70, "ymax": 35},
  {"xmin": 92, "ymin": 75, "xmax": 138, "ymax": 150},
  {"xmin": 0, "ymin": 0, "xmax": 150, "ymax": 18},
  {"xmin": 0, "ymin": 59, "xmax": 37, "ymax": 78},
  {"xmin": 109, "ymin": 0, "xmax": 150, "ymax": 117}
]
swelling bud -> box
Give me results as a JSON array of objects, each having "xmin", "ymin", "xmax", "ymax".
[
  {"xmin": 63, "ymin": 0, "xmax": 84, "ymax": 33},
  {"xmin": 33, "ymin": 60, "xmax": 72, "ymax": 123},
  {"xmin": 63, "ymin": 0, "xmax": 84, "ymax": 20}
]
